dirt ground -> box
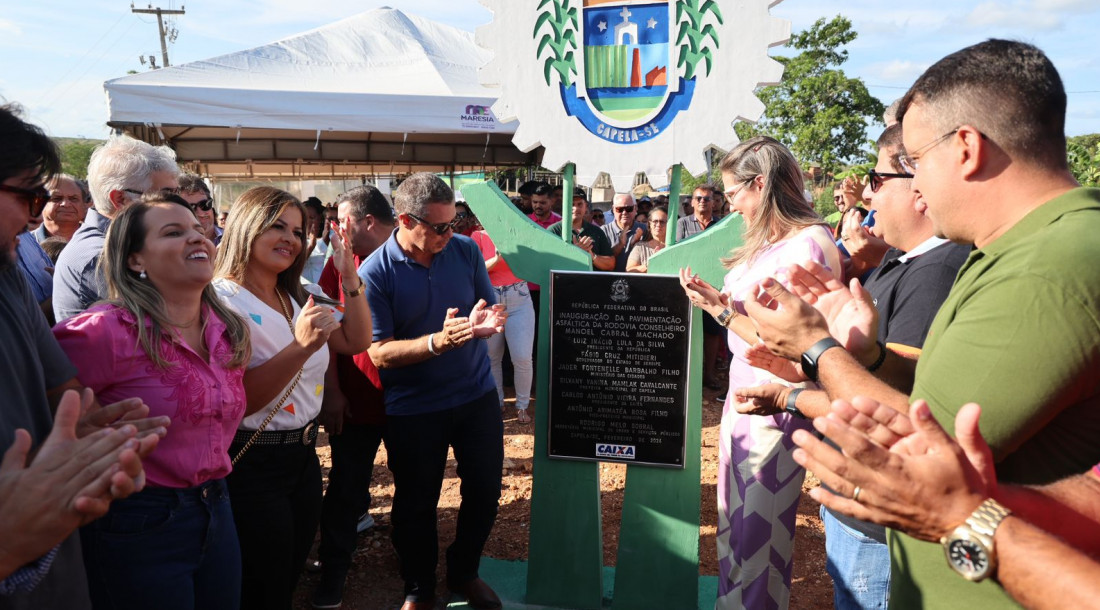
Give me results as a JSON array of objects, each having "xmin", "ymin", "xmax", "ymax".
[{"xmin": 295, "ymin": 385, "xmax": 833, "ymax": 609}]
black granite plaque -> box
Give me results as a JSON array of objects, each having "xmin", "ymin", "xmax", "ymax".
[{"xmin": 548, "ymin": 271, "xmax": 691, "ymax": 468}]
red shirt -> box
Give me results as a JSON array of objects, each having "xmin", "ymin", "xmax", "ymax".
[{"xmin": 319, "ymin": 256, "xmax": 385, "ymax": 425}]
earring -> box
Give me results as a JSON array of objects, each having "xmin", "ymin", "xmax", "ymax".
[{"xmin": 139, "ymin": 270, "xmax": 147, "ymax": 279}]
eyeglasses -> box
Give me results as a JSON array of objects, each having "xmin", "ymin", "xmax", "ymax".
[
  {"xmin": 867, "ymin": 169, "xmax": 913, "ymax": 193},
  {"xmin": 899, "ymin": 129, "xmax": 958, "ymax": 173},
  {"xmin": 613, "ymin": 206, "xmax": 635, "ymax": 213},
  {"xmin": 723, "ymin": 178, "xmax": 755, "ymax": 204},
  {"xmin": 407, "ymin": 212, "xmax": 460, "ymax": 236},
  {"xmin": 189, "ymin": 199, "xmax": 214, "ymax": 212},
  {"xmin": 649, "ymin": 219, "xmax": 668, "ymax": 226},
  {"xmin": 455, "ymin": 211, "xmax": 470, "ymax": 220},
  {"xmin": 692, "ymin": 195, "xmax": 712, "ymax": 202},
  {"xmin": 0, "ymin": 184, "xmax": 50, "ymax": 217}
]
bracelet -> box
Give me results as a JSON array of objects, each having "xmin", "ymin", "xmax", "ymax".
[
  {"xmin": 867, "ymin": 341, "xmax": 887, "ymax": 372},
  {"xmin": 427, "ymin": 333, "xmax": 441, "ymax": 356},
  {"xmin": 342, "ymin": 279, "xmax": 365, "ymax": 298}
]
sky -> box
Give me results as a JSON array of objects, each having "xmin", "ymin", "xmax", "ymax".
[{"xmin": 1, "ymin": 0, "xmax": 1097, "ymax": 140}]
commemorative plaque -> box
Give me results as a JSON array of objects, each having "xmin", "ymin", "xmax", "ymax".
[{"xmin": 548, "ymin": 271, "xmax": 692, "ymax": 468}]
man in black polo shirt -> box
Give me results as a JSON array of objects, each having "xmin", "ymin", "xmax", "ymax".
[
  {"xmin": 548, "ymin": 190, "xmax": 614, "ymax": 271},
  {"xmin": 736, "ymin": 123, "xmax": 968, "ymax": 609}
]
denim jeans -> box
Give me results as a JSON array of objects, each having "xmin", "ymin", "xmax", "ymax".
[
  {"xmin": 487, "ymin": 282, "xmax": 535, "ymax": 410},
  {"xmin": 80, "ymin": 478, "xmax": 241, "ymax": 610},
  {"xmin": 821, "ymin": 505, "xmax": 891, "ymax": 610},
  {"xmin": 384, "ymin": 390, "xmax": 503, "ymax": 602}
]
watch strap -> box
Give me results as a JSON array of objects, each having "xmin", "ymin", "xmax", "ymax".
[
  {"xmin": 785, "ymin": 388, "xmax": 806, "ymax": 419},
  {"xmin": 966, "ymin": 498, "xmax": 1012, "ymax": 538}
]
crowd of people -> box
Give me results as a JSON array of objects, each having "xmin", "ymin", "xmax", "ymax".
[{"xmin": 2, "ymin": 36, "xmax": 1099, "ymax": 610}]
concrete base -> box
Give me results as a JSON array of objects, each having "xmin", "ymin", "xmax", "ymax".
[{"xmin": 445, "ymin": 558, "xmax": 717, "ymax": 609}]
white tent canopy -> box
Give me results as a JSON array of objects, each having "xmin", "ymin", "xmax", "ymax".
[{"xmin": 104, "ymin": 7, "xmax": 534, "ymax": 179}]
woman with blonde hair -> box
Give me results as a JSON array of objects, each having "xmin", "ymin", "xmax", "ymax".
[
  {"xmin": 680, "ymin": 136, "xmax": 841, "ymax": 609},
  {"xmin": 54, "ymin": 194, "xmax": 250, "ymax": 610},
  {"xmin": 213, "ymin": 186, "xmax": 371, "ymax": 610}
]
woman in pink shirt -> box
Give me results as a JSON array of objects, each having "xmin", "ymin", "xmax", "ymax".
[{"xmin": 54, "ymin": 195, "xmax": 251, "ymax": 610}]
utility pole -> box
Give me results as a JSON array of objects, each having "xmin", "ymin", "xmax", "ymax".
[{"xmin": 131, "ymin": 3, "xmax": 185, "ymax": 68}]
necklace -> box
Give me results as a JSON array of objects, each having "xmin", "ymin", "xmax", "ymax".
[{"xmin": 274, "ymin": 288, "xmax": 294, "ymax": 332}]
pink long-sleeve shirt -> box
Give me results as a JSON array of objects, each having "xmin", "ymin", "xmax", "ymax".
[{"xmin": 54, "ymin": 303, "xmax": 247, "ymax": 488}]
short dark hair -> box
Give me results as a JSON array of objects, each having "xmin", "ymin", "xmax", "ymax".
[
  {"xmin": 532, "ymin": 183, "xmax": 554, "ymax": 197},
  {"xmin": 876, "ymin": 124, "xmax": 906, "ymax": 173},
  {"xmin": 518, "ymin": 180, "xmax": 545, "ymax": 196},
  {"xmin": 338, "ymin": 185, "xmax": 393, "ymax": 224},
  {"xmin": 178, "ymin": 172, "xmax": 211, "ymax": 197},
  {"xmin": 897, "ymin": 39, "xmax": 1067, "ymax": 169},
  {"xmin": 0, "ymin": 103, "xmax": 60, "ymax": 185},
  {"xmin": 303, "ymin": 196, "xmax": 324, "ymax": 216}
]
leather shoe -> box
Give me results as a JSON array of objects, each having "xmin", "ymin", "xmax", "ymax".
[
  {"xmin": 399, "ymin": 601, "xmax": 434, "ymax": 610},
  {"xmin": 448, "ymin": 578, "xmax": 502, "ymax": 610}
]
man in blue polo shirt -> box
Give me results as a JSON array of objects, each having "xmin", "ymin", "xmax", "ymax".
[{"xmin": 360, "ymin": 172, "xmax": 506, "ymax": 610}]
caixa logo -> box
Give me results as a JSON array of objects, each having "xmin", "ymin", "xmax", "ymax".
[{"xmin": 596, "ymin": 443, "xmax": 636, "ymax": 459}]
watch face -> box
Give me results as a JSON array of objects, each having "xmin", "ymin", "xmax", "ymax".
[{"xmin": 946, "ymin": 538, "xmax": 991, "ymax": 581}]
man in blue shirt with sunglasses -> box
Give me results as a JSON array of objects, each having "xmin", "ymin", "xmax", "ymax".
[{"xmin": 360, "ymin": 172, "xmax": 507, "ymax": 610}]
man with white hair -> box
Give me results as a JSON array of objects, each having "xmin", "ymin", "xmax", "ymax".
[
  {"xmin": 600, "ymin": 192, "xmax": 646, "ymax": 272},
  {"xmin": 52, "ymin": 135, "xmax": 179, "ymax": 321}
]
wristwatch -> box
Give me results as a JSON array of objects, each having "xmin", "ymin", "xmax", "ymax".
[
  {"xmin": 941, "ymin": 498, "xmax": 1011, "ymax": 582},
  {"xmin": 785, "ymin": 388, "xmax": 805, "ymax": 419},
  {"xmin": 800, "ymin": 337, "xmax": 843, "ymax": 383},
  {"xmin": 715, "ymin": 308, "xmax": 736, "ymax": 328},
  {"xmin": 343, "ymin": 279, "xmax": 366, "ymax": 298}
]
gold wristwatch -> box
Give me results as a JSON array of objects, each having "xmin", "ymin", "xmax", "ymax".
[{"xmin": 941, "ymin": 498, "xmax": 1011, "ymax": 582}]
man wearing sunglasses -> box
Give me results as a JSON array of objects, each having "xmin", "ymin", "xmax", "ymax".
[
  {"xmin": 360, "ymin": 172, "xmax": 507, "ymax": 610},
  {"xmin": 178, "ymin": 173, "xmax": 221, "ymax": 246},
  {"xmin": 53, "ymin": 134, "xmax": 179, "ymax": 321},
  {"xmin": 600, "ymin": 193, "xmax": 646, "ymax": 272},
  {"xmin": 742, "ymin": 40, "xmax": 1100, "ymax": 610},
  {"xmin": 676, "ymin": 184, "xmax": 720, "ymax": 241}
]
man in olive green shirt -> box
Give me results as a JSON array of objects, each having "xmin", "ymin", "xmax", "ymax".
[{"xmin": 741, "ymin": 40, "xmax": 1100, "ymax": 609}]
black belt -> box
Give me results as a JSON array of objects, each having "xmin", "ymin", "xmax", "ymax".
[{"xmin": 232, "ymin": 421, "xmax": 318, "ymax": 447}]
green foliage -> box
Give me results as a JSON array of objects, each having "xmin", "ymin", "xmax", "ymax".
[
  {"xmin": 55, "ymin": 138, "xmax": 100, "ymax": 179},
  {"xmin": 736, "ymin": 16, "xmax": 884, "ymax": 173},
  {"xmin": 535, "ymin": 0, "xmax": 579, "ymax": 87},
  {"xmin": 1068, "ymin": 134, "xmax": 1100, "ymax": 187},
  {"xmin": 676, "ymin": 0, "xmax": 723, "ymax": 80}
]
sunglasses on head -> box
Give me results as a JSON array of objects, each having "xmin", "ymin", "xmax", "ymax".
[
  {"xmin": 407, "ymin": 212, "xmax": 460, "ymax": 236},
  {"xmin": 0, "ymin": 184, "xmax": 49, "ymax": 218}
]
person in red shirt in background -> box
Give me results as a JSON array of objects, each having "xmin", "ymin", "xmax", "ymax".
[{"xmin": 312, "ymin": 185, "xmax": 395, "ymax": 609}]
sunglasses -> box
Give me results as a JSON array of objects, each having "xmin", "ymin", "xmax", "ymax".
[
  {"xmin": 0, "ymin": 184, "xmax": 50, "ymax": 217},
  {"xmin": 867, "ymin": 169, "xmax": 913, "ymax": 193},
  {"xmin": 407, "ymin": 212, "xmax": 460, "ymax": 236},
  {"xmin": 614, "ymin": 206, "xmax": 635, "ymax": 213},
  {"xmin": 189, "ymin": 198, "xmax": 214, "ymax": 212},
  {"xmin": 692, "ymin": 195, "xmax": 712, "ymax": 202}
]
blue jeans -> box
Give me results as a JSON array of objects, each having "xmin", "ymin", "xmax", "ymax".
[
  {"xmin": 81, "ymin": 478, "xmax": 241, "ymax": 610},
  {"xmin": 821, "ymin": 505, "xmax": 890, "ymax": 610},
  {"xmin": 488, "ymin": 282, "xmax": 535, "ymax": 410}
]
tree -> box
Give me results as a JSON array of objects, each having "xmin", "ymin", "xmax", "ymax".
[
  {"xmin": 735, "ymin": 16, "xmax": 884, "ymax": 173},
  {"xmin": 1068, "ymin": 134, "xmax": 1100, "ymax": 188},
  {"xmin": 55, "ymin": 139, "xmax": 99, "ymax": 179}
]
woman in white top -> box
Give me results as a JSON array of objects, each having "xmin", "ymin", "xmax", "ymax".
[{"xmin": 212, "ymin": 186, "xmax": 371, "ymax": 610}]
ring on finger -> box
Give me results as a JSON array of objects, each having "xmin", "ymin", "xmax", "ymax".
[{"xmin": 852, "ymin": 486, "xmax": 863, "ymax": 502}]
